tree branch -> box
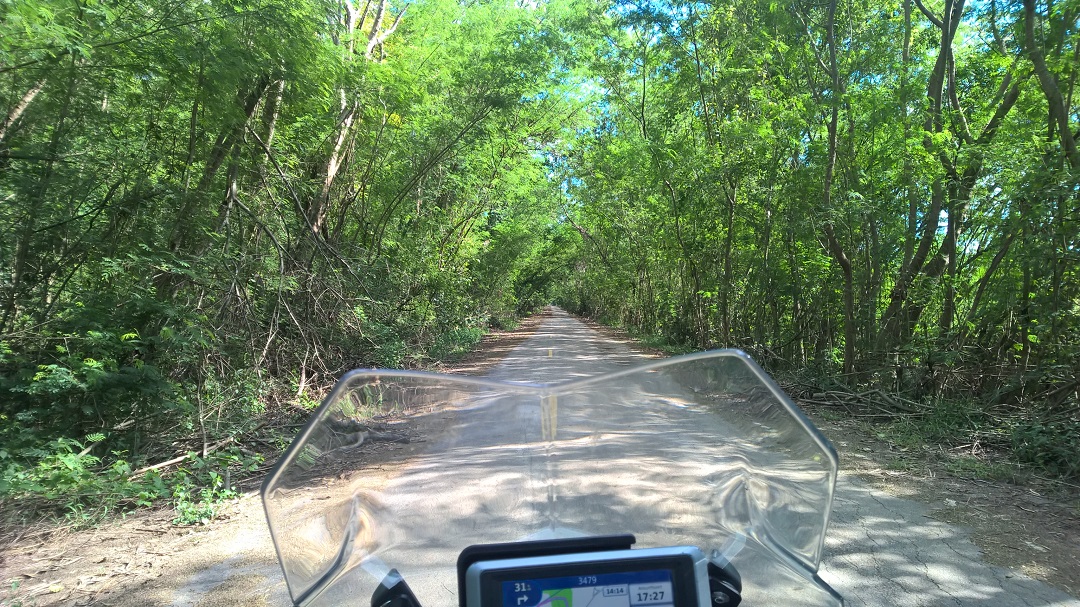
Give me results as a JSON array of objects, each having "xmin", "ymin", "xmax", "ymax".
[
  {"xmin": 1023, "ymin": 0, "xmax": 1080, "ymax": 167},
  {"xmin": 913, "ymin": 0, "xmax": 944, "ymax": 28}
]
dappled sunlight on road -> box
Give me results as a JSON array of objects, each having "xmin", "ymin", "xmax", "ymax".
[
  {"xmin": 819, "ymin": 475, "xmax": 1080, "ymax": 606},
  {"xmin": 484, "ymin": 309, "xmax": 652, "ymax": 382},
  {"xmin": 265, "ymin": 309, "xmax": 841, "ymax": 606},
  {"xmin": 218, "ymin": 307, "xmax": 1079, "ymax": 607}
]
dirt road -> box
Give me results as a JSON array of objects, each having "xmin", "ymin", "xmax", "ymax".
[
  {"xmin": 477, "ymin": 309, "xmax": 1080, "ymax": 607},
  {"xmin": 4, "ymin": 307, "xmax": 1078, "ymax": 607}
]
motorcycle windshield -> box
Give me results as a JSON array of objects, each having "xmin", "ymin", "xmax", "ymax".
[{"xmin": 261, "ymin": 350, "xmax": 841, "ymax": 607}]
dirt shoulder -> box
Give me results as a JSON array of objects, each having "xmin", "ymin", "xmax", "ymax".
[
  {"xmin": 435, "ymin": 309, "xmax": 553, "ymax": 376},
  {"xmin": 0, "ymin": 313, "xmax": 550, "ymax": 607},
  {"xmin": 803, "ymin": 407, "xmax": 1080, "ymax": 597},
  {"xmin": 560, "ymin": 313, "xmax": 1080, "ymax": 598}
]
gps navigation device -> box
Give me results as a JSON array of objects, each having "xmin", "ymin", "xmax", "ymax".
[{"xmin": 463, "ymin": 546, "xmax": 711, "ymax": 607}]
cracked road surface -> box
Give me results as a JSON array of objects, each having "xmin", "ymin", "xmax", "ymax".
[{"xmin": 822, "ymin": 478, "xmax": 1079, "ymax": 606}]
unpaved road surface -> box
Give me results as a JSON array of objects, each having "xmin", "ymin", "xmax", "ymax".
[
  {"xmin": 460, "ymin": 308, "xmax": 1080, "ymax": 607},
  {"xmin": 3, "ymin": 307, "xmax": 1079, "ymax": 606}
]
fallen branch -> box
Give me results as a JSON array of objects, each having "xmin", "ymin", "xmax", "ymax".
[
  {"xmin": 129, "ymin": 436, "xmax": 234, "ymax": 478},
  {"xmin": 792, "ymin": 384, "xmax": 929, "ymax": 418},
  {"xmin": 130, "ymin": 454, "xmax": 188, "ymax": 478}
]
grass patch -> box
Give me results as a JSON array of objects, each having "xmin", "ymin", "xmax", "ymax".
[
  {"xmin": 876, "ymin": 398, "xmax": 1002, "ymax": 450},
  {"xmin": 870, "ymin": 399, "xmax": 1023, "ymax": 481},
  {"xmin": 943, "ymin": 455, "xmax": 1019, "ymax": 482},
  {"xmin": 1011, "ymin": 416, "xmax": 1080, "ymax": 478},
  {"xmin": 875, "ymin": 421, "xmax": 927, "ymax": 451},
  {"xmin": 867, "ymin": 397, "xmax": 1080, "ymax": 482},
  {"xmin": 622, "ymin": 328, "xmax": 697, "ymax": 355},
  {"xmin": 814, "ymin": 407, "xmax": 848, "ymax": 423},
  {"xmin": 885, "ymin": 456, "xmax": 920, "ymax": 472}
]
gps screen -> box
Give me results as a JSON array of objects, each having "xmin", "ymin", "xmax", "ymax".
[{"xmin": 501, "ymin": 569, "xmax": 674, "ymax": 607}]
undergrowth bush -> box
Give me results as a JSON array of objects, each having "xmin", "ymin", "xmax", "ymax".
[
  {"xmin": 429, "ymin": 327, "xmax": 485, "ymax": 361},
  {"xmin": 171, "ymin": 469, "xmax": 239, "ymax": 526},
  {"xmin": 166, "ymin": 447, "xmax": 262, "ymax": 525},
  {"xmin": 0, "ymin": 436, "xmax": 162, "ymax": 523},
  {"xmin": 1012, "ymin": 416, "xmax": 1080, "ymax": 477},
  {"xmin": 871, "ymin": 397, "xmax": 1080, "ymax": 479},
  {"xmin": 0, "ymin": 437, "xmax": 136, "ymax": 503},
  {"xmin": 0, "ymin": 439, "xmax": 262, "ymax": 526}
]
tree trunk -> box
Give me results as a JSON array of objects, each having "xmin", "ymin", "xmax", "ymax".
[
  {"xmin": 721, "ymin": 180, "xmax": 735, "ymax": 346},
  {"xmin": 2, "ymin": 61, "xmax": 77, "ymax": 333},
  {"xmin": 170, "ymin": 77, "xmax": 269, "ymax": 252},
  {"xmin": 901, "ymin": 0, "xmax": 918, "ymax": 269},
  {"xmin": 937, "ymin": 192, "xmax": 960, "ymax": 333},
  {"xmin": 876, "ymin": 0, "xmax": 1022, "ymax": 354},
  {"xmin": 0, "ymin": 78, "xmax": 46, "ymax": 146},
  {"xmin": 310, "ymin": 95, "xmax": 358, "ymax": 239},
  {"xmin": 822, "ymin": 0, "xmax": 857, "ymax": 376},
  {"xmin": 1023, "ymin": 0, "xmax": 1080, "ymax": 168}
]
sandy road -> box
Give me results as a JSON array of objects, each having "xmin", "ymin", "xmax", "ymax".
[{"xmin": 34, "ymin": 307, "xmax": 1076, "ymax": 607}]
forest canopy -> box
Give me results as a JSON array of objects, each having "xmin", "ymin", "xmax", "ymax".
[{"xmin": 1, "ymin": 0, "xmax": 1078, "ymax": 519}]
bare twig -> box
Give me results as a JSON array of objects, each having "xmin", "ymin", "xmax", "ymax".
[{"xmin": 130, "ymin": 437, "xmax": 234, "ymax": 478}]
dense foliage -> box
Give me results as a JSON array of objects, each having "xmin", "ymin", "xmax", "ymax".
[
  {"xmin": 2, "ymin": 0, "xmax": 1079, "ymax": 520},
  {"xmin": 555, "ymin": 0, "xmax": 1080, "ymax": 475},
  {"xmin": 0, "ymin": 0, "xmax": 590, "ymax": 518}
]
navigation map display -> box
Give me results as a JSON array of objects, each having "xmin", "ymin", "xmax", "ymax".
[{"xmin": 501, "ymin": 569, "xmax": 675, "ymax": 607}]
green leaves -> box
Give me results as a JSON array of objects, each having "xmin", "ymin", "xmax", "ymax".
[
  {"xmin": 23, "ymin": 364, "xmax": 85, "ymax": 395},
  {"xmin": 558, "ymin": 0, "xmax": 1080, "ymax": 455},
  {"xmin": 2, "ymin": 0, "xmax": 1078, "ymax": 528}
]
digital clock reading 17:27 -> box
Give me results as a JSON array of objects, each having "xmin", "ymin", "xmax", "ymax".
[{"xmin": 637, "ymin": 590, "xmax": 665, "ymax": 603}]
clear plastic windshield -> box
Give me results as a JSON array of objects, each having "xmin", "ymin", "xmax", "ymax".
[{"xmin": 261, "ymin": 350, "xmax": 841, "ymax": 606}]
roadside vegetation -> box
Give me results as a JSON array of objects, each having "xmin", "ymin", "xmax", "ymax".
[
  {"xmin": 2, "ymin": 0, "xmax": 1078, "ymax": 529},
  {"xmin": 552, "ymin": 0, "xmax": 1080, "ymax": 481},
  {"xmin": 0, "ymin": 0, "xmax": 589, "ymax": 528}
]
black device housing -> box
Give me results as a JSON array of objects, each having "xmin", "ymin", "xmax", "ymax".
[
  {"xmin": 456, "ymin": 535, "xmax": 637, "ymax": 607},
  {"xmin": 372, "ymin": 569, "xmax": 424, "ymax": 607}
]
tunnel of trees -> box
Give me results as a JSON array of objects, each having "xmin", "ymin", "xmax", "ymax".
[{"xmin": 1, "ymin": 0, "xmax": 1078, "ymax": 518}]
